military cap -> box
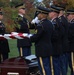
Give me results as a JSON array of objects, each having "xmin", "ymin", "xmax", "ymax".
[
  {"xmin": 50, "ymin": 5, "xmax": 61, "ymax": 13},
  {"xmin": 66, "ymin": 9, "xmax": 74, "ymax": 14},
  {"xmin": 55, "ymin": 5, "xmax": 66, "ymax": 11},
  {"xmin": 36, "ymin": 6, "xmax": 50, "ymax": 14},
  {"xmin": 15, "ymin": 3, "xmax": 25, "ymax": 9}
]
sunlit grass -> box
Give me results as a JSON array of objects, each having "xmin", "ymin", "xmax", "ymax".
[{"xmin": 8, "ymin": 39, "xmax": 35, "ymax": 58}]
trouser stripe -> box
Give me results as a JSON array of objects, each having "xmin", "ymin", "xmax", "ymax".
[{"xmin": 39, "ymin": 57, "xmax": 46, "ymax": 75}]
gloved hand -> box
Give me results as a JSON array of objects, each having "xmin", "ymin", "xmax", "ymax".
[
  {"xmin": 31, "ymin": 17, "xmax": 40, "ymax": 24},
  {"xmin": 28, "ymin": 34, "xmax": 33, "ymax": 38}
]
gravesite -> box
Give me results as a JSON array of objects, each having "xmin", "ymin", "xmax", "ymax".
[{"xmin": 0, "ymin": 0, "xmax": 74, "ymax": 75}]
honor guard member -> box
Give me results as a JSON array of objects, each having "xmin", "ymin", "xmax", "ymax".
[
  {"xmin": 66, "ymin": 9, "xmax": 74, "ymax": 75},
  {"xmin": 48, "ymin": 5, "xmax": 65, "ymax": 75},
  {"xmin": 55, "ymin": 5, "xmax": 69, "ymax": 75},
  {"xmin": 0, "ymin": 10, "xmax": 10, "ymax": 63},
  {"xmin": 14, "ymin": 3, "xmax": 31, "ymax": 57},
  {"xmin": 30, "ymin": 6, "xmax": 53, "ymax": 75}
]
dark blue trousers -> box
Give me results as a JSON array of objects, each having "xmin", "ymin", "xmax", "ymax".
[
  {"xmin": 53, "ymin": 56, "xmax": 60, "ymax": 75},
  {"xmin": 18, "ymin": 47, "xmax": 31, "ymax": 57},
  {"xmin": 0, "ymin": 52, "xmax": 8, "ymax": 63},
  {"xmin": 66, "ymin": 53, "xmax": 73, "ymax": 75},
  {"xmin": 37, "ymin": 57, "xmax": 52, "ymax": 75},
  {"xmin": 53, "ymin": 54, "xmax": 68, "ymax": 75},
  {"xmin": 59, "ymin": 54, "xmax": 68, "ymax": 75}
]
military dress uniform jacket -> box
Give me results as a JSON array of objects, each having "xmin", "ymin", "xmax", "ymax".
[
  {"xmin": 59, "ymin": 16, "xmax": 69, "ymax": 53},
  {"xmin": 51, "ymin": 18, "xmax": 64, "ymax": 56},
  {"xmin": 30, "ymin": 19, "xmax": 53, "ymax": 57},
  {"xmin": 0, "ymin": 22, "xmax": 10, "ymax": 53},
  {"xmin": 15, "ymin": 15, "xmax": 31, "ymax": 47},
  {"xmin": 68, "ymin": 19, "xmax": 74, "ymax": 52}
]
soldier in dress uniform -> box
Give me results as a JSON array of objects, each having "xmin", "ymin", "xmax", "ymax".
[
  {"xmin": 30, "ymin": 6, "xmax": 53, "ymax": 75},
  {"xmin": 48, "ymin": 5, "xmax": 65, "ymax": 75},
  {"xmin": 55, "ymin": 5, "xmax": 69, "ymax": 75},
  {"xmin": 66, "ymin": 9, "xmax": 74, "ymax": 75},
  {"xmin": 0, "ymin": 10, "xmax": 10, "ymax": 63},
  {"xmin": 14, "ymin": 3, "xmax": 31, "ymax": 57}
]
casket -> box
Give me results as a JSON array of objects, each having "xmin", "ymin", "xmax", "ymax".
[
  {"xmin": 0, "ymin": 57, "xmax": 29, "ymax": 75},
  {"xmin": 25, "ymin": 55, "xmax": 40, "ymax": 75}
]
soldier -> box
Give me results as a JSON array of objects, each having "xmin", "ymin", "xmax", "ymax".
[
  {"xmin": 30, "ymin": 6, "xmax": 53, "ymax": 75},
  {"xmin": 14, "ymin": 3, "xmax": 31, "ymax": 57},
  {"xmin": 66, "ymin": 9, "xmax": 74, "ymax": 75},
  {"xmin": 55, "ymin": 5, "xmax": 69, "ymax": 75},
  {"xmin": 0, "ymin": 10, "xmax": 10, "ymax": 63},
  {"xmin": 48, "ymin": 5, "xmax": 65, "ymax": 75}
]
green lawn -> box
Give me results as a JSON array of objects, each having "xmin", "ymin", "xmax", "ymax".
[
  {"xmin": 8, "ymin": 39, "xmax": 19, "ymax": 58},
  {"xmin": 8, "ymin": 39, "xmax": 71, "ymax": 75},
  {"xmin": 8, "ymin": 39, "xmax": 35, "ymax": 58}
]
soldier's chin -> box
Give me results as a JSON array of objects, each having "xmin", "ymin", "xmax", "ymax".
[{"xmin": 22, "ymin": 13, "xmax": 25, "ymax": 15}]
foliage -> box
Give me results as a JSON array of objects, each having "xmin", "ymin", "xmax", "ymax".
[
  {"xmin": 10, "ymin": 0, "xmax": 23, "ymax": 7},
  {"xmin": 0, "ymin": 0, "xmax": 10, "ymax": 7},
  {"xmin": 67, "ymin": 0, "xmax": 74, "ymax": 9},
  {"xmin": 3, "ymin": 7, "xmax": 17, "ymax": 33},
  {"xmin": 43, "ymin": 0, "xmax": 50, "ymax": 7},
  {"xmin": 52, "ymin": 0, "xmax": 74, "ymax": 9},
  {"xmin": 0, "ymin": 1, "xmax": 4, "ymax": 7}
]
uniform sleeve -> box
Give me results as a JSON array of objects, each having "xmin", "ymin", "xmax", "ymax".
[
  {"xmin": 57, "ymin": 18, "xmax": 65, "ymax": 36},
  {"xmin": 29, "ymin": 23, "xmax": 36, "ymax": 29},
  {"xmin": 0, "ymin": 23, "xmax": 6, "ymax": 35},
  {"xmin": 30, "ymin": 25, "xmax": 44, "ymax": 42},
  {"xmin": 61, "ymin": 16, "xmax": 69, "ymax": 33},
  {"xmin": 14, "ymin": 17, "xmax": 21, "ymax": 32},
  {"xmin": 68, "ymin": 23, "xmax": 74, "ymax": 39}
]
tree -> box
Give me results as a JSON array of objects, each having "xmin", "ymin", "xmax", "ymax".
[
  {"xmin": 67, "ymin": 0, "xmax": 74, "ymax": 8},
  {"xmin": 9, "ymin": 0, "xmax": 23, "ymax": 7},
  {"xmin": 0, "ymin": 0, "xmax": 10, "ymax": 7}
]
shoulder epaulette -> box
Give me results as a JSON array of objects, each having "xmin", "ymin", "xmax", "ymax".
[{"xmin": 18, "ymin": 16, "xmax": 23, "ymax": 21}]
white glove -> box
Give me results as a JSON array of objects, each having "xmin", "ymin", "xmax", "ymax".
[
  {"xmin": 28, "ymin": 34, "xmax": 33, "ymax": 38},
  {"xmin": 23, "ymin": 34, "xmax": 33, "ymax": 38},
  {"xmin": 31, "ymin": 19, "xmax": 35, "ymax": 24},
  {"xmin": 31, "ymin": 17, "xmax": 40, "ymax": 24},
  {"xmin": 11, "ymin": 32, "xmax": 18, "ymax": 35}
]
